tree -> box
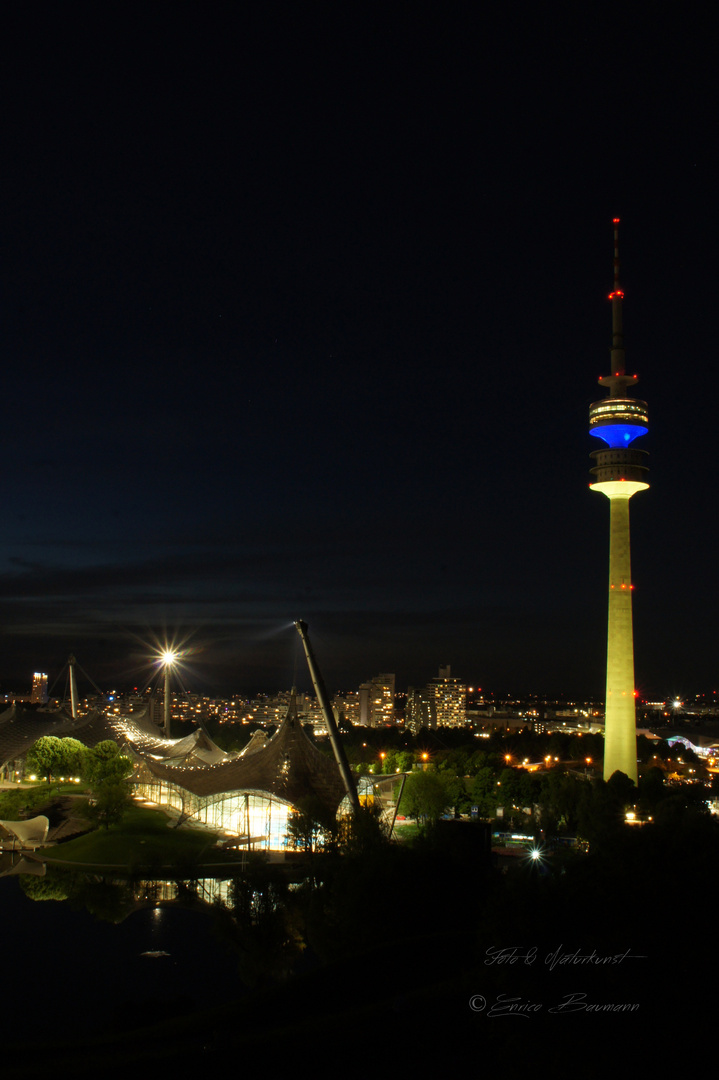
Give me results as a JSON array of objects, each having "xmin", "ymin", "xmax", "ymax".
[
  {"xmin": 20, "ymin": 872, "xmax": 70, "ymax": 902},
  {"xmin": 380, "ymin": 751, "xmax": 398, "ymax": 774},
  {"xmin": 466, "ymin": 767, "xmax": 499, "ymax": 817},
  {"xmin": 81, "ymin": 741, "xmax": 132, "ymax": 786},
  {"xmin": 25, "ymin": 736, "xmax": 86, "ymax": 782},
  {"xmin": 339, "ymin": 803, "xmax": 388, "ymax": 856},
  {"xmin": 638, "ymin": 766, "xmax": 666, "ymax": 812},
  {"xmin": 539, "ymin": 769, "xmax": 586, "ymax": 834},
  {"xmin": 57, "ymin": 738, "xmax": 86, "ymax": 777},
  {"xmin": 81, "ymin": 741, "xmax": 133, "ymax": 830},
  {"xmin": 575, "ymin": 773, "xmax": 635, "ymax": 846},
  {"xmin": 84, "ymin": 780, "xmax": 133, "ymax": 830},
  {"xmin": 286, "ymin": 796, "xmax": 337, "ymax": 855},
  {"xmin": 25, "ymin": 736, "xmax": 63, "ymax": 781},
  {"xmin": 395, "ymin": 750, "xmax": 414, "ymax": 773},
  {"xmin": 399, "ymin": 770, "xmax": 447, "ymax": 826},
  {"xmin": 606, "ymin": 769, "xmax": 636, "ymax": 802},
  {"xmin": 437, "ymin": 767, "xmax": 466, "ymax": 815}
]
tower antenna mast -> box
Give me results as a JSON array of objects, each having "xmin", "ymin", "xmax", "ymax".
[{"xmin": 610, "ymin": 217, "xmax": 625, "ymax": 374}]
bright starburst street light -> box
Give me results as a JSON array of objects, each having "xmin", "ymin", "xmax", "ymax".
[
  {"xmin": 160, "ymin": 647, "xmax": 179, "ymax": 737},
  {"xmin": 525, "ymin": 844, "xmax": 547, "ymax": 866}
]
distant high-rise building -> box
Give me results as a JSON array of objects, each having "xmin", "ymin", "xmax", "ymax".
[
  {"xmin": 31, "ymin": 673, "xmax": 48, "ymax": 705},
  {"xmin": 428, "ymin": 665, "xmax": 467, "ymax": 727},
  {"xmin": 589, "ymin": 219, "xmax": 648, "ymax": 785},
  {"xmin": 358, "ymin": 673, "xmax": 395, "ymax": 727},
  {"xmin": 148, "ymin": 689, "xmax": 165, "ymax": 729},
  {"xmin": 334, "ymin": 691, "xmax": 361, "ymax": 726},
  {"xmin": 405, "ymin": 686, "xmax": 437, "ymax": 733}
]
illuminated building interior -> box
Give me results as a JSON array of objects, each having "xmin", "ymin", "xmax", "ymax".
[{"xmin": 133, "ymin": 779, "xmax": 294, "ymax": 850}]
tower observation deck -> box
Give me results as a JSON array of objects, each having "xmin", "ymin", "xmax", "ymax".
[{"xmin": 589, "ymin": 219, "xmax": 648, "ymax": 784}]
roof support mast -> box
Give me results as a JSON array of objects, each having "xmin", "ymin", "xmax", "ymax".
[
  {"xmin": 294, "ymin": 620, "xmax": 361, "ymax": 815},
  {"xmin": 68, "ymin": 655, "xmax": 78, "ymax": 720}
]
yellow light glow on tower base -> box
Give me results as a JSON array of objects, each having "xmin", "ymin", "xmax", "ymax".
[{"xmin": 590, "ymin": 480, "xmax": 649, "ymax": 498}]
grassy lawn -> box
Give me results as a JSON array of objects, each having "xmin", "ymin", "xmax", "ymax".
[
  {"xmin": 38, "ymin": 804, "xmax": 231, "ymax": 869},
  {"xmin": 392, "ymin": 820, "xmax": 421, "ymax": 842},
  {"xmin": 0, "ymin": 781, "xmax": 85, "ymax": 820}
]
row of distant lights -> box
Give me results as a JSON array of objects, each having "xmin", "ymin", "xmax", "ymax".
[{"xmin": 27, "ymin": 775, "xmax": 81, "ymax": 783}]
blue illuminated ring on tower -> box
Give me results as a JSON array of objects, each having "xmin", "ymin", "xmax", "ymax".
[{"xmin": 589, "ymin": 398, "xmax": 648, "ymax": 448}]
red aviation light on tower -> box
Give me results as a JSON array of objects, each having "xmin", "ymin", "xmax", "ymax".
[
  {"xmin": 612, "ymin": 218, "xmax": 621, "ymax": 224},
  {"xmin": 608, "ymin": 289, "xmax": 624, "ymax": 300}
]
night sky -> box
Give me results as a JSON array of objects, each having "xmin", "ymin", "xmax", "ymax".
[{"xmin": 2, "ymin": 6, "xmax": 718, "ymax": 699}]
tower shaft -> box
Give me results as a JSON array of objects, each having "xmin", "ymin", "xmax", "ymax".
[{"xmin": 603, "ymin": 492, "xmax": 638, "ymax": 783}]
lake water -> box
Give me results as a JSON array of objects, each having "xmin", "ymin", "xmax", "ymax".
[{"xmin": 1, "ymin": 868, "xmax": 243, "ymax": 1041}]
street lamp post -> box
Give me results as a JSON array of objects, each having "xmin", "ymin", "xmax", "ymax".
[{"xmin": 162, "ymin": 651, "xmax": 177, "ymax": 737}]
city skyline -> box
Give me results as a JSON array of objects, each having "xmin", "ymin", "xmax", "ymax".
[
  {"xmin": 2, "ymin": 9, "xmax": 718, "ymax": 700},
  {"xmin": 2, "ymin": 647, "xmax": 711, "ymax": 708}
]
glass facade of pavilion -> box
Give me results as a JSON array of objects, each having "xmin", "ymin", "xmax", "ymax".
[{"xmin": 135, "ymin": 775, "xmax": 293, "ymax": 851}]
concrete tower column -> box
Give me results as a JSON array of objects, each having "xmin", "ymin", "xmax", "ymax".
[{"xmin": 597, "ymin": 485, "xmax": 645, "ymax": 783}]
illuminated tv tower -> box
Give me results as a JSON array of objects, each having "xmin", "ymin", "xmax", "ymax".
[{"xmin": 589, "ymin": 219, "xmax": 648, "ymax": 785}]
